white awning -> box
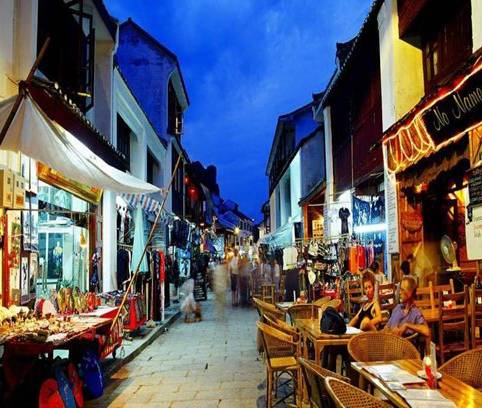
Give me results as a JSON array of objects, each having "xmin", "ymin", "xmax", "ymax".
[{"xmin": 0, "ymin": 95, "xmax": 160, "ymax": 194}]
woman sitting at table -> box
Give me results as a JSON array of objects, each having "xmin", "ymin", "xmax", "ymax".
[
  {"xmin": 385, "ymin": 276, "xmax": 430, "ymax": 338},
  {"xmin": 348, "ymin": 271, "xmax": 382, "ymax": 331}
]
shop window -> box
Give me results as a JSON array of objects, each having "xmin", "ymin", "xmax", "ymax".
[
  {"xmin": 37, "ymin": 0, "xmax": 95, "ymax": 112},
  {"xmin": 421, "ymin": 0, "xmax": 472, "ymax": 92},
  {"xmin": 36, "ymin": 181, "xmax": 90, "ymax": 293}
]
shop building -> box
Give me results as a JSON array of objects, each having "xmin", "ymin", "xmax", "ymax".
[
  {"xmin": 0, "ymin": 0, "xmax": 145, "ymax": 305},
  {"xmin": 115, "ymin": 18, "xmax": 190, "ymax": 220},
  {"xmin": 265, "ymin": 101, "xmax": 324, "ymax": 249},
  {"xmin": 314, "ymin": 0, "xmax": 387, "ymax": 275},
  {"xmin": 378, "ymin": 0, "xmax": 482, "ymax": 286}
]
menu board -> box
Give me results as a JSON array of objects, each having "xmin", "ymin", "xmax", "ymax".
[
  {"xmin": 469, "ymin": 166, "xmax": 482, "ymax": 206},
  {"xmin": 193, "ymin": 270, "xmax": 207, "ymax": 301}
]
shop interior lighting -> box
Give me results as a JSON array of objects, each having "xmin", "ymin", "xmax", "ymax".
[{"xmin": 353, "ymin": 223, "xmax": 387, "ymax": 234}]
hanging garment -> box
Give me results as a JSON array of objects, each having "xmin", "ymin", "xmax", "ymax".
[
  {"xmin": 283, "ymin": 247, "xmax": 298, "ymax": 270},
  {"xmin": 117, "ymin": 249, "xmax": 130, "ymax": 289},
  {"xmin": 339, "ymin": 208, "xmax": 350, "ymax": 234},
  {"xmin": 348, "ymin": 246, "xmax": 358, "ymax": 274},
  {"xmin": 357, "ymin": 245, "xmax": 366, "ymax": 270},
  {"xmin": 367, "ymin": 244, "xmax": 375, "ymax": 266}
]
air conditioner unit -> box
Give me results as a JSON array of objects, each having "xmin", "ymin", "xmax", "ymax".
[
  {"xmin": 13, "ymin": 174, "xmax": 26, "ymax": 209},
  {"xmin": 0, "ymin": 168, "xmax": 14, "ymax": 208}
]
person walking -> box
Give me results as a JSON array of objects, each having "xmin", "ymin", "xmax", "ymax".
[
  {"xmin": 229, "ymin": 249, "xmax": 240, "ymax": 306},
  {"xmin": 213, "ymin": 260, "xmax": 228, "ymax": 319},
  {"xmin": 271, "ymin": 259, "xmax": 281, "ymax": 300}
]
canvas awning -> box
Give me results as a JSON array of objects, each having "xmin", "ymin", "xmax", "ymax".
[{"xmin": 0, "ymin": 94, "xmax": 159, "ymax": 194}]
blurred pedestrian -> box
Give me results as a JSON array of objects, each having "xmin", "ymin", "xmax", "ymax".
[
  {"xmin": 228, "ymin": 249, "xmax": 240, "ymax": 306},
  {"xmin": 213, "ymin": 260, "xmax": 228, "ymax": 318}
]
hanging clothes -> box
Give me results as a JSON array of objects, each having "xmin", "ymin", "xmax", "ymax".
[
  {"xmin": 339, "ymin": 207, "xmax": 350, "ymax": 235},
  {"xmin": 117, "ymin": 248, "xmax": 131, "ymax": 289},
  {"xmin": 282, "ymin": 247, "xmax": 298, "ymax": 270},
  {"xmin": 348, "ymin": 246, "xmax": 358, "ymax": 274},
  {"xmin": 357, "ymin": 245, "xmax": 366, "ymax": 270}
]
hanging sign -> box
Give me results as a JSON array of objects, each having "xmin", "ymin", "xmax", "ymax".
[{"xmin": 422, "ymin": 63, "xmax": 482, "ymax": 145}]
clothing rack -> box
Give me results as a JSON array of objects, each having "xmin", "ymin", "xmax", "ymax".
[{"xmin": 118, "ymin": 243, "xmax": 133, "ymax": 249}]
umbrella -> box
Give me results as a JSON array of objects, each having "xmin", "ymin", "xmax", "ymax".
[{"xmin": 130, "ymin": 204, "xmax": 148, "ymax": 274}]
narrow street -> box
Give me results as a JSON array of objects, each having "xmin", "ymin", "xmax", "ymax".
[{"xmin": 89, "ymin": 297, "xmax": 265, "ymax": 407}]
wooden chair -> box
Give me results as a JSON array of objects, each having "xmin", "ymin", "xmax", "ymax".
[
  {"xmin": 470, "ymin": 284, "xmax": 482, "ymax": 349},
  {"xmin": 261, "ymin": 283, "xmax": 276, "ymax": 304},
  {"xmin": 347, "ymin": 332, "xmax": 420, "ymax": 363},
  {"xmin": 437, "ymin": 286, "xmax": 469, "ymax": 364},
  {"xmin": 263, "ymin": 313, "xmax": 301, "ymax": 355},
  {"xmin": 298, "ymin": 357, "xmax": 350, "ymax": 408},
  {"xmin": 287, "ymin": 304, "xmax": 321, "ymax": 326},
  {"xmin": 345, "ymin": 279, "xmax": 363, "ymax": 319},
  {"xmin": 314, "ymin": 296, "xmax": 331, "ymax": 307},
  {"xmin": 257, "ymin": 321, "xmax": 300, "ymax": 407},
  {"xmin": 439, "ymin": 348, "xmax": 482, "ymax": 390},
  {"xmin": 432, "ymin": 278, "xmax": 455, "ymax": 307},
  {"xmin": 377, "ymin": 282, "xmax": 396, "ymax": 327},
  {"xmin": 325, "ymin": 377, "xmax": 391, "ymax": 408},
  {"xmin": 414, "ymin": 281, "xmax": 435, "ymax": 311}
]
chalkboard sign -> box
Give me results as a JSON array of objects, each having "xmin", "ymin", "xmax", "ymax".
[
  {"xmin": 193, "ymin": 270, "xmax": 207, "ymax": 301},
  {"xmin": 469, "ymin": 166, "xmax": 482, "ymax": 206}
]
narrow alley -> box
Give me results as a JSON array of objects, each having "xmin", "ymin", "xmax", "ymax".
[{"xmin": 88, "ymin": 298, "xmax": 265, "ymax": 408}]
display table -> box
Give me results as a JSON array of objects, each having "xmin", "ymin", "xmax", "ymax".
[{"xmin": 1, "ymin": 313, "xmax": 121, "ymax": 393}]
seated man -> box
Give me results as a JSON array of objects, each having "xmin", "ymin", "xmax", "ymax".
[{"xmin": 385, "ymin": 275, "xmax": 430, "ymax": 338}]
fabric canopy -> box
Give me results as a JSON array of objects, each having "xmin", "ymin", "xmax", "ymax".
[{"xmin": 0, "ymin": 95, "xmax": 160, "ymax": 194}]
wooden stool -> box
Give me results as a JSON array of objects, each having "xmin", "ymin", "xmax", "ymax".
[{"xmin": 262, "ymin": 284, "xmax": 275, "ymax": 304}]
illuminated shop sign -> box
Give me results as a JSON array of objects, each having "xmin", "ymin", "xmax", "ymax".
[{"xmin": 383, "ymin": 57, "xmax": 482, "ymax": 173}]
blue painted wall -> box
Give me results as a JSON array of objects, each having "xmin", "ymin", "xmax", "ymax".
[
  {"xmin": 293, "ymin": 107, "xmax": 318, "ymax": 146},
  {"xmin": 116, "ymin": 21, "xmax": 177, "ymax": 144},
  {"xmin": 300, "ymin": 129, "xmax": 325, "ymax": 198}
]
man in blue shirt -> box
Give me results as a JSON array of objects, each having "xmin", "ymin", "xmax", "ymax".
[{"xmin": 385, "ymin": 276, "xmax": 430, "ymax": 338}]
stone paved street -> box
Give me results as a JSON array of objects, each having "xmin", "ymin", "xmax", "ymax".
[{"xmin": 88, "ymin": 295, "xmax": 267, "ymax": 407}]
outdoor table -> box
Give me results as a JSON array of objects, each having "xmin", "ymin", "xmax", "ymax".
[
  {"xmin": 275, "ymin": 301, "xmax": 295, "ymax": 312},
  {"xmin": 351, "ymin": 359, "xmax": 482, "ymax": 408},
  {"xmin": 295, "ymin": 318, "xmax": 361, "ymax": 365}
]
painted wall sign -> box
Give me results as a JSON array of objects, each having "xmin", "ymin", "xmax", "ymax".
[{"xmin": 422, "ymin": 64, "xmax": 482, "ymax": 145}]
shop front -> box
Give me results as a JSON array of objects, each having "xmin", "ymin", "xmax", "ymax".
[
  {"xmin": 0, "ymin": 85, "xmax": 159, "ymax": 403},
  {"xmin": 383, "ymin": 54, "xmax": 482, "ymax": 287}
]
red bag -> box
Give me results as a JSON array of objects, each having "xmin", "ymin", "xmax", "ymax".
[
  {"xmin": 38, "ymin": 379, "xmax": 65, "ymax": 408},
  {"xmin": 68, "ymin": 363, "xmax": 84, "ymax": 407}
]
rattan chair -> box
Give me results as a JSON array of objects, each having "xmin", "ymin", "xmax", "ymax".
[
  {"xmin": 437, "ymin": 286, "xmax": 469, "ymax": 364},
  {"xmin": 439, "ymin": 348, "xmax": 482, "ymax": 390},
  {"xmin": 347, "ymin": 332, "xmax": 420, "ymax": 362},
  {"xmin": 325, "ymin": 377, "xmax": 391, "ymax": 408},
  {"xmin": 470, "ymin": 284, "xmax": 482, "ymax": 349},
  {"xmin": 321, "ymin": 299, "xmax": 342, "ymax": 313},
  {"xmin": 253, "ymin": 297, "xmax": 286, "ymax": 321},
  {"xmin": 314, "ymin": 296, "xmax": 331, "ymax": 307},
  {"xmin": 287, "ymin": 304, "xmax": 321, "ymax": 326},
  {"xmin": 257, "ymin": 321, "xmax": 300, "ymax": 407},
  {"xmin": 298, "ymin": 358, "xmax": 350, "ymax": 408}
]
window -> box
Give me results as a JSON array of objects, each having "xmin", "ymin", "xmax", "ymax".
[
  {"xmin": 117, "ymin": 115, "xmax": 131, "ymax": 169},
  {"xmin": 147, "ymin": 149, "xmax": 161, "ymax": 187},
  {"xmin": 37, "ymin": 0, "xmax": 95, "ymax": 112},
  {"xmin": 422, "ymin": 0, "xmax": 472, "ymax": 92},
  {"xmin": 168, "ymin": 82, "xmax": 183, "ymax": 136}
]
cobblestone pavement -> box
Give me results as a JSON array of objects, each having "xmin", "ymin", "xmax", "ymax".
[{"xmin": 87, "ymin": 294, "xmax": 268, "ymax": 407}]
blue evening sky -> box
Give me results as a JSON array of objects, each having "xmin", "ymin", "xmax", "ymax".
[{"xmin": 105, "ymin": 0, "xmax": 372, "ymax": 221}]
